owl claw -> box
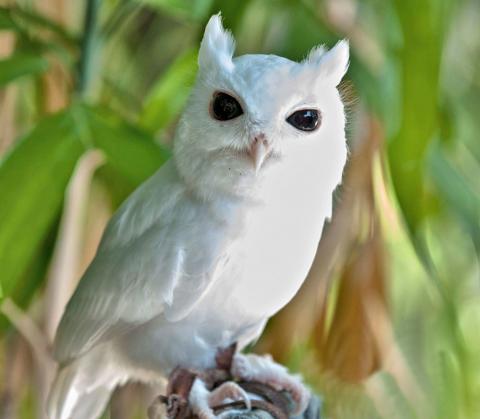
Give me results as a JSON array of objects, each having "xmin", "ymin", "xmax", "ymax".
[
  {"xmin": 231, "ymin": 353, "xmax": 310, "ymax": 415},
  {"xmin": 209, "ymin": 381, "xmax": 251, "ymax": 410},
  {"xmin": 189, "ymin": 378, "xmax": 252, "ymax": 419}
]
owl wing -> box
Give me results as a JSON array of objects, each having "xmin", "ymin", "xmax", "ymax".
[{"xmin": 54, "ymin": 162, "xmax": 224, "ymax": 363}]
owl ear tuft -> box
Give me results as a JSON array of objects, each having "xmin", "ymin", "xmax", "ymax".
[
  {"xmin": 199, "ymin": 14, "xmax": 235, "ymax": 72},
  {"xmin": 306, "ymin": 40, "xmax": 349, "ymax": 86},
  {"xmin": 304, "ymin": 45, "xmax": 327, "ymax": 65},
  {"xmin": 319, "ymin": 40, "xmax": 349, "ymax": 86}
]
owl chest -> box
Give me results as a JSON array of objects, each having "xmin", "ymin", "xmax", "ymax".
[{"xmin": 209, "ymin": 187, "xmax": 329, "ymax": 319}]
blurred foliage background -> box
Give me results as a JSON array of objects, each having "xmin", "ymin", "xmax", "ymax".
[{"xmin": 0, "ymin": 0, "xmax": 479, "ymax": 418}]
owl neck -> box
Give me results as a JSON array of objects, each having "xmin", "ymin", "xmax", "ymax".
[
  {"xmin": 177, "ymin": 155, "xmax": 325, "ymax": 227},
  {"xmin": 173, "ymin": 137, "xmax": 346, "ymax": 222},
  {"xmin": 256, "ymin": 147, "xmax": 328, "ymax": 211}
]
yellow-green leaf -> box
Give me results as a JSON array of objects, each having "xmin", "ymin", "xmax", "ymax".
[
  {"xmin": 140, "ymin": 49, "xmax": 197, "ymax": 134},
  {"xmin": 0, "ymin": 52, "xmax": 49, "ymax": 87},
  {"xmin": 0, "ymin": 110, "xmax": 86, "ymax": 296}
]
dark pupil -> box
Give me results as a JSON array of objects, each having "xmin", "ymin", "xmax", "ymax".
[
  {"xmin": 212, "ymin": 92, "xmax": 243, "ymax": 121},
  {"xmin": 287, "ymin": 109, "xmax": 320, "ymax": 131}
]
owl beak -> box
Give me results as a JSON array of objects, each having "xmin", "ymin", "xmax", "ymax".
[{"xmin": 248, "ymin": 134, "xmax": 270, "ymax": 173}]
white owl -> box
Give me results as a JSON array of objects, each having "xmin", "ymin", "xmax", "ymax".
[{"xmin": 47, "ymin": 14, "xmax": 349, "ymax": 419}]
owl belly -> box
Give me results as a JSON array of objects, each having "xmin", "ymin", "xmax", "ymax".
[
  {"xmin": 118, "ymin": 303, "xmax": 263, "ymax": 374},
  {"xmin": 228, "ymin": 203, "xmax": 328, "ymax": 317},
  {"xmin": 200, "ymin": 185, "xmax": 331, "ymax": 328}
]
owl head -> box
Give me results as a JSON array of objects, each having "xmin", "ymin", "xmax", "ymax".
[{"xmin": 174, "ymin": 14, "xmax": 349, "ymax": 201}]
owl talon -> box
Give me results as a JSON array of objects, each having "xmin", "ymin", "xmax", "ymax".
[
  {"xmin": 209, "ymin": 381, "xmax": 251, "ymax": 410},
  {"xmin": 231, "ymin": 353, "xmax": 310, "ymax": 415}
]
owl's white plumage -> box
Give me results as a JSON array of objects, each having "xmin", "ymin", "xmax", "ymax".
[{"xmin": 48, "ymin": 14, "xmax": 349, "ymax": 419}]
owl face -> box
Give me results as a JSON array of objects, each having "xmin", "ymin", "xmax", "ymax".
[{"xmin": 174, "ymin": 15, "xmax": 349, "ymax": 200}]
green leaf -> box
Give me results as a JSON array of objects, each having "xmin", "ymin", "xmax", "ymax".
[
  {"xmin": 388, "ymin": 0, "xmax": 452, "ymax": 234},
  {"xmin": 0, "ymin": 103, "xmax": 170, "ymax": 303},
  {"xmin": 0, "ymin": 7, "xmax": 20, "ymax": 31},
  {"xmin": 0, "ymin": 220, "xmax": 59, "ymax": 329},
  {"xmin": 0, "ymin": 52, "xmax": 49, "ymax": 87},
  {"xmin": 428, "ymin": 145, "xmax": 480, "ymax": 250},
  {"xmin": 140, "ymin": 48, "xmax": 197, "ymax": 133},
  {"xmin": 12, "ymin": 220, "xmax": 59, "ymax": 308},
  {"xmin": 0, "ymin": 110, "xmax": 86, "ymax": 297},
  {"xmin": 137, "ymin": 0, "xmax": 215, "ymax": 21},
  {"xmin": 86, "ymin": 106, "xmax": 171, "ymax": 186}
]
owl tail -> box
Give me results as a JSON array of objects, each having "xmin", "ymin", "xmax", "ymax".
[{"xmin": 47, "ymin": 345, "xmax": 126, "ymax": 419}]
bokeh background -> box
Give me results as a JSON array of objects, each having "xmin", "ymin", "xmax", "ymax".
[{"xmin": 0, "ymin": 0, "xmax": 479, "ymax": 418}]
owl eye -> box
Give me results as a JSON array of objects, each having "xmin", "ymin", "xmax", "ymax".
[
  {"xmin": 286, "ymin": 109, "xmax": 320, "ymax": 132},
  {"xmin": 211, "ymin": 92, "xmax": 243, "ymax": 121}
]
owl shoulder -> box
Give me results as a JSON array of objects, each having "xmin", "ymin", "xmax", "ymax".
[{"xmin": 98, "ymin": 160, "xmax": 187, "ymax": 251}]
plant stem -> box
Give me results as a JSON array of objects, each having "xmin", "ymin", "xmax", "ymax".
[{"xmin": 76, "ymin": 0, "xmax": 101, "ymax": 97}]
